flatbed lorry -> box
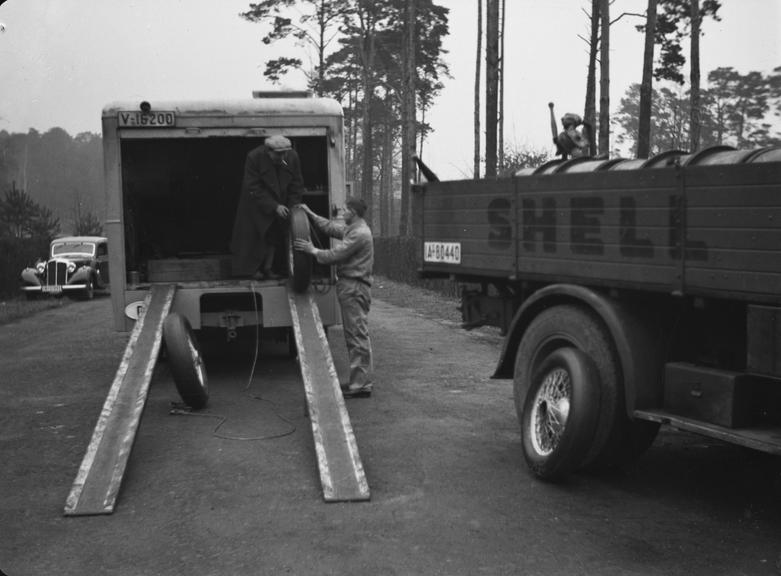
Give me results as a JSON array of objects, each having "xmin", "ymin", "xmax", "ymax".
[{"xmin": 415, "ymin": 146, "xmax": 781, "ymax": 480}]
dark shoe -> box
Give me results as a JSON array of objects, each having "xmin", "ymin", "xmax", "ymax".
[{"xmin": 342, "ymin": 382, "xmax": 373, "ymax": 398}]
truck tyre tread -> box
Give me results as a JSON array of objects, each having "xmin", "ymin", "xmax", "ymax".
[
  {"xmin": 521, "ymin": 347, "xmax": 600, "ymax": 481},
  {"xmin": 290, "ymin": 207, "xmax": 312, "ymax": 293},
  {"xmin": 514, "ymin": 305, "xmax": 621, "ymax": 474}
]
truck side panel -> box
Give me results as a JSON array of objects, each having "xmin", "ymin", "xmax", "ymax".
[
  {"xmin": 421, "ymin": 178, "xmax": 515, "ymax": 277},
  {"xmin": 684, "ymin": 163, "xmax": 781, "ymax": 301},
  {"xmin": 420, "ymin": 158, "xmax": 781, "ymax": 305},
  {"xmin": 515, "ymin": 170, "xmax": 680, "ymax": 291}
]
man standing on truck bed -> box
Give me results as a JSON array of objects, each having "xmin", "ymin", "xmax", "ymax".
[
  {"xmin": 231, "ymin": 135, "xmax": 306, "ymax": 280},
  {"xmin": 294, "ymin": 199, "xmax": 374, "ymax": 398}
]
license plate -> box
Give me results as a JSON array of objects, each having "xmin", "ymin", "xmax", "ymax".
[
  {"xmin": 424, "ymin": 242, "xmax": 461, "ymax": 264},
  {"xmin": 117, "ymin": 111, "xmax": 175, "ymax": 128},
  {"xmin": 42, "ymin": 285, "xmax": 62, "ymax": 294}
]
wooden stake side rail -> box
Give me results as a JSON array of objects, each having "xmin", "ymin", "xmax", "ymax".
[
  {"xmin": 287, "ymin": 288, "xmax": 370, "ymax": 502},
  {"xmin": 64, "ymin": 284, "xmax": 176, "ymax": 516}
]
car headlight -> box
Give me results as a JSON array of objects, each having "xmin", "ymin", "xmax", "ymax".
[
  {"xmin": 67, "ymin": 262, "xmax": 77, "ymax": 273},
  {"xmin": 36, "ymin": 262, "xmax": 46, "ymax": 274}
]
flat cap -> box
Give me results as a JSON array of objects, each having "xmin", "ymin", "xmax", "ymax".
[
  {"xmin": 561, "ymin": 113, "xmax": 583, "ymax": 128},
  {"xmin": 265, "ymin": 135, "xmax": 292, "ymax": 152}
]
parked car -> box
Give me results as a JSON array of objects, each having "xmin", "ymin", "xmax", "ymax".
[{"xmin": 20, "ymin": 236, "xmax": 110, "ymax": 300}]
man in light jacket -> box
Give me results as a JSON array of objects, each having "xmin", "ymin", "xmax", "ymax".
[{"xmin": 294, "ymin": 197, "xmax": 374, "ymax": 398}]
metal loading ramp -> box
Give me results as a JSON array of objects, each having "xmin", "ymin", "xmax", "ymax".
[
  {"xmin": 287, "ymin": 287, "xmax": 371, "ymax": 502},
  {"xmin": 64, "ymin": 284, "xmax": 176, "ymax": 516}
]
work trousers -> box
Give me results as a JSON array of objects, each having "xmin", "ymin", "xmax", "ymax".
[{"xmin": 336, "ymin": 277, "xmax": 373, "ymax": 387}]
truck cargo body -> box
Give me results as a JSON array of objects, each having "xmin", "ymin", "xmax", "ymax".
[
  {"xmin": 102, "ymin": 98, "xmax": 345, "ymax": 336},
  {"xmin": 416, "ymin": 146, "xmax": 781, "ymax": 480}
]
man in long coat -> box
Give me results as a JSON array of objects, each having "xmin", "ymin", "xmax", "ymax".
[{"xmin": 231, "ymin": 135, "xmax": 306, "ymax": 279}]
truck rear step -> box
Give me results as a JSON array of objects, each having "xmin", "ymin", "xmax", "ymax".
[
  {"xmin": 287, "ymin": 287, "xmax": 370, "ymax": 502},
  {"xmin": 64, "ymin": 284, "xmax": 176, "ymax": 515}
]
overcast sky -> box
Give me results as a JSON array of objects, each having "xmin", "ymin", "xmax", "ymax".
[{"xmin": 0, "ymin": 0, "xmax": 778, "ymax": 179}]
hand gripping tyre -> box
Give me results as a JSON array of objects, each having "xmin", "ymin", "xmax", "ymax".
[
  {"xmin": 163, "ymin": 313, "xmax": 209, "ymax": 410},
  {"xmin": 289, "ymin": 206, "xmax": 313, "ymax": 293},
  {"xmin": 520, "ymin": 347, "xmax": 600, "ymax": 481}
]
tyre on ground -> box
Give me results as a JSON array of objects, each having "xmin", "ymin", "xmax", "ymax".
[
  {"xmin": 163, "ymin": 312, "xmax": 209, "ymax": 410},
  {"xmin": 514, "ymin": 305, "xmax": 619, "ymax": 478},
  {"xmin": 514, "ymin": 304, "xmax": 659, "ymax": 478},
  {"xmin": 519, "ymin": 346, "xmax": 600, "ymax": 481}
]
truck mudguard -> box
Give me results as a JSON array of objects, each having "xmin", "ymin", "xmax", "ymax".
[{"xmin": 493, "ymin": 283, "xmax": 664, "ymax": 416}]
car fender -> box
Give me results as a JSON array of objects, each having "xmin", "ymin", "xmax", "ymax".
[
  {"xmin": 21, "ymin": 268, "xmax": 42, "ymax": 286},
  {"xmin": 68, "ymin": 265, "xmax": 94, "ymax": 284}
]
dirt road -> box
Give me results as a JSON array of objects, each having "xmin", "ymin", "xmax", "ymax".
[{"xmin": 1, "ymin": 286, "xmax": 780, "ymax": 575}]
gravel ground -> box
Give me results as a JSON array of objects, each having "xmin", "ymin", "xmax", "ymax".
[
  {"xmin": 372, "ymin": 276, "xmax": 462, "ymax": 323},
  {"xmin": 372, "ymin": 275, "xmax": 503, "ymax": 344}
]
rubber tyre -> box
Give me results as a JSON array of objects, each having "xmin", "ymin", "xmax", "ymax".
[
  {"xmin": 163, "ymin": 313, "xmax": 209, "ymax": 410},
  {"xmin": 514, "ymin": 305, "xmax": 620, "ymax": 472},
  {"xmin": 520, "ymin": 347, "xmax": 600, "ymax": 481},
  {"xmin": 289, "ymin": 206, "xmax": 312, "ymax": 293},
  {"xmin": 80, "ymin": 278, "xmax": 95, "ymax": 300}
]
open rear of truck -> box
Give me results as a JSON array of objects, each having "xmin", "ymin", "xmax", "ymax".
[
  {"xmin": 102, "ymin": 97, "xmax": 345, "ymax": 336},
  {"xmin": 63, "ymin": 99, "xmax": 366, "ymax": 515}
]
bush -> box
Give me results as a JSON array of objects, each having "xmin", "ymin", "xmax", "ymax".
[{"xmin": 0, "ymin": 236, "xmax": 47, "ymax": 299}]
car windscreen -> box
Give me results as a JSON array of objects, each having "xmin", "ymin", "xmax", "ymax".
[{"xmin": 51, "ymin": 242, "xmax": 95, "ymax": 257}]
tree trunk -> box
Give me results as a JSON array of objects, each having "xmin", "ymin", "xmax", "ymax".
[
  {"xmin": 689, "ymin": 0, "xmax": 701, "ymax": 152},
  {"xmin": 399, "ymin": 0, "xmax": 416, "ymax": 237},
  {"xmin": 485, "ymin": 0, "xmax": 499, "ymax": 178},
  {"xmin": 380, "ymin": 111, "xmax": 394, "ymax": 236},
  {"xmin": 637, "ymin": 0, "xmax": 657, "ymax": 158},
  {"xmin": 498, "ymin": 0, "xmax": 505, "ymax": 172},
  {"xmin": 584, "ymin": 0, "xmax": 600, "ymax": 156},
  {"xmin": 316, "ymin": 0, "xmax": 326, "ymax": 96},
  {"xmin": 473, "ymin": 0, "xmax": 482, "ymax": 179},
  {"xmin": 598, "ymin": 0, "xmax": 610, "ymax": 155},
  {"xmin": 358, "ymin": 15, "xmax": 376, "ymax": 223}
]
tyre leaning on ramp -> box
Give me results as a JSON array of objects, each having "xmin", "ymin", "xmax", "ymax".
[
  {"xmin": 163, "ymin": 313, "xmax": 209, "ymax": 410},
  {"xmin": 162, "ymin": 206, "xmax": 313, "ymax": 409}
]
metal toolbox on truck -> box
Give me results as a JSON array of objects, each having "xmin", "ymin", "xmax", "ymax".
[{"xmin": 663, "ymin": 362, "xmax": 764, "ymax": 428}]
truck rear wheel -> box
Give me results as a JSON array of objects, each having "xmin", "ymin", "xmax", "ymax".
[
  {"xmin": 289, "ymin": 206, "xmax": 312, "ymax": 293},
  {"xmin": 514, "ymin": 305, "xmax": 621, "ymax": 477},
  {"xmin": 163, "ymin": 313, "xmax": 209, "ymax": 410},
  {"xmin": 520, "ymin": 347, "xmax": 600, "ymax": 481}
]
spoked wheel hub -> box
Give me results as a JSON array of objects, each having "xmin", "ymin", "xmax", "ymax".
[{"xmin": 529, "ymin": 367, "xmax": 572, "ymax": 457}]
